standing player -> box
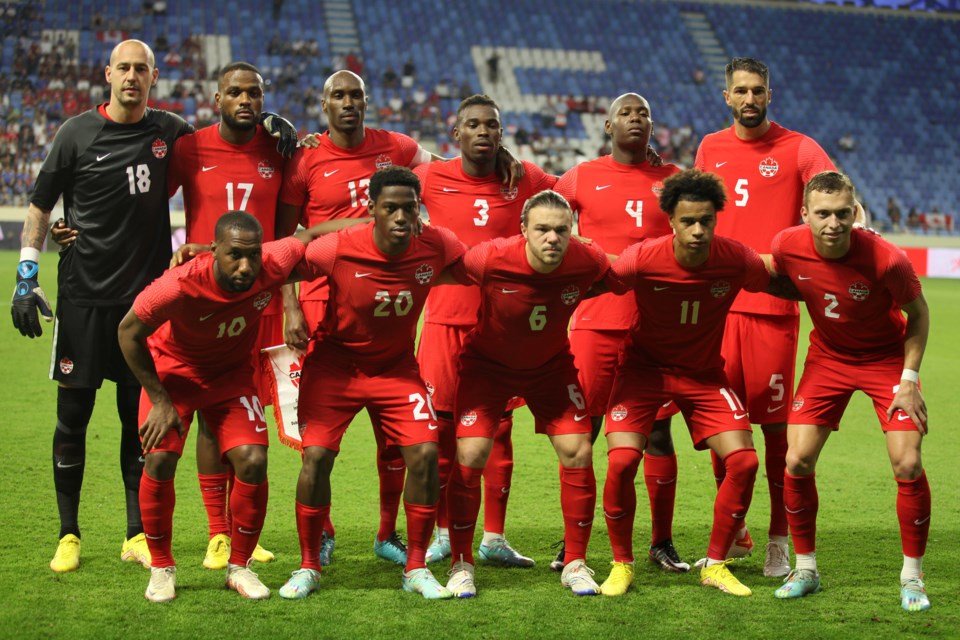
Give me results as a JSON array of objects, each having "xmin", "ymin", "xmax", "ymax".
[
  {"xmin": 770, "ymin": 172, "xmax": 932, "ymax": 612},
  {"xmin": 443, "ymin": 191, "xmax": 617, "ymax": 598},
  {"xmin": 166, "ymin": 61, "xmax": 291, "ymax": 570},
  {"xmin": 553, "ymin": 92, "xmax": 687, "ymax": 574},
  {"xmin": 692, "ymin": 57, "xmax": 836, "ymax": 577},
  {"xmin": 11, "ymin": 40, "xmax": 192, "ymax": 573},
  {"xmin": 278, "ymin": 167, "xmax": 463, "ymax": 601},
  {"xmin": 415, "ymin": 94, "xmax": 556, "ymax": 567},
  {"xmin": 118, "ymin": 211, "xmax": 322, "ymax": 602},
  {"xmin": 600, "ymin": 169, "xmax": 783, "ymax": 598}
]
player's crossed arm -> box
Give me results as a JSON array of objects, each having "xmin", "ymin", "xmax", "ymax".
[{"xmin": 117, "ymin": 309, "xmax": 184, "ymax": 452}]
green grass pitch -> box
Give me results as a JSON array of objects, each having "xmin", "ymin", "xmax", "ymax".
[{"xmin": 1, "ymin": 251, "xmax": 957, "ymax": 639}]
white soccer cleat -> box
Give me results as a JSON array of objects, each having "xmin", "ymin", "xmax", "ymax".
[
  {"xmin": 560, "ymin": 559, "xmax": 600, "ymax": 596},
  {"xmin": 763, "ymin": 541, "xmax": 791, "ymax": 578},
  {"xmin": 145, "ymin": 566, "xmax": 177, "ymax": 603},
  {"xmin": 446, "ymin": 560, "xmax": 477, "ymax": 599},
  {"xmin": 226, "ymin": 562, "xmax": 271, "ymax": 600}
]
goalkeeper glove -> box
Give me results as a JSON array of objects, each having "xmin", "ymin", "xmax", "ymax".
[
  {"xmin": 11, "ymin": 257, "xmax": 53, "ymax": 338},
  {"xmin": 261, "ymin": 111, "xmax": 299, "ymax": 158}
]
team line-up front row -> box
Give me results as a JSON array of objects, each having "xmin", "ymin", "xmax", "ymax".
[{"xmin": 121, "ymin": 167, "xmax": 930, "ymax": 606}]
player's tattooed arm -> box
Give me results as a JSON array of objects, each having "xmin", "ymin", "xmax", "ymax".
[
  {"xmin": 22, "ymin": 203, "xmax": 52, "ymax": 250},
  {"xmin": 886, "ymin": 292, "xmax": 929, "ymax": 433},
  {"xmin": 117, "ymin": 309, "xmax": 184, "ymax": 451}
]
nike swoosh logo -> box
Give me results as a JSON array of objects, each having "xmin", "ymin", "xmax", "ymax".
[
  {"xmin": 913, "ymin": 515, "xmax": 931, "ymax": 526},
  {"xmin": 731, "ymin": 512, "xmax": 745, "ymax": 519},
  {"xmin": 145, "ymin": 533, "xmax": 164, "ymax": 540},
  {"xmin": 501, "ymin": 288, "xmax": 519, "ymax": 294},
  {"xmin": 138, "ymin": 456, "xmax": 146, "ymax": 463},
  {"xmin": 798, "ymin": 275, "xmax": 812, "ymax": 280},
  {"xmin": 603, "ymin": 511, "xmax": 627, "ymax": 520},
  {"xmin": 199, "ymin": 313, "xmax": 215, "ymax": 321},
  {"xmin": 715, "ymin": 161, "xmax": 727, "ymax": 168},
  {"xmin": 202, "ymin": 486, "xmax": 226, "ymax": 492},
  {"xmin": 202, "ymin": 165, "xmax": 217, "ymax": 172},
  {"xmin": 784, "ymin": 506, "xmax": 806, "ymax": 514},
  {"xmin": 255, "ymin": 425, "xmax": 267, "ymax": 432},
  {"xmin": 56, "ymin": 461, "xmax": 83, "ymax": 469},
  {"xmin": 386, "ymin": 465, "xmax": 405, "ymax": 471},
  {"xmin": 577, "ymin": 520, "xmax": 592, "ymax": 527},
  {"xmin": 595, "ymin": 185, "xmax": 611, "ymax": 191},
  {"xmin": 442, "ymin": 187, "xmax": 458, "ymax": 192},
  {"xmin": 237, "ymin": 527, "xmax": 260, "ymax": 535},
  {"xmin": 355, "ymin": 272, "xmax": 373, "ymax": 278},
  {"xmin": 324, "ymin": 170, "xmax": 339, "ymax": 177},
  {"xmin": 500, "ymin": 487, "xmax": 509, "ymax": 494},
  {"xmin": 897, "ymin": 414, "xmax": 913, "ymax": 422},
  {"xmin": 767, "ymin": 404, "xmax": 785, "ymax": 413},
  {"xmin": 96, "ymin": 153, "xmax": 111, "ymax": 161},
  {"xmin": 573, "ymin": 413, "xmax": 587, "ymax": 422},
  {"xmin": 428, "ymin": 423, "xmax": 438, "ymax": 430},
  {"xmin": 453, "ymin": 523, "xmax": 473, "ymax": 530},
  {"xmin": 655, "ymin": 478, "xmax": 676, "ymax": 485},
  {"xmin": 654, "ymin": 286, "xmax": 669, "ymax": 291},
  {"xmin": 733, "ymin": 412, "xmax": 747, "ymax": 420}
]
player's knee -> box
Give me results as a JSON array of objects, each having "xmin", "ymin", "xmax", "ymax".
[
  {"xmin": 144, "ymin": 451, "xmax": 179, "ymax": 480},
  {"xmin": 558, "ymin": 437, "xmax": 593, "ymax": 468},
  {"xmin": 230, "ymin": 445, "xmax": 268, "ymax": 483},
  {"xmin": 457, "ymin": 441, "xmax": 492, "ymax": 469},
  {"xmin": 724, "ymin": 447, "xmax": 759, "ymax": 479},
  {"xmin": 785, "ymin": 449, "xmax": 817, "ymax": 475},
  {"xmin": 56, "ymin": 387, "xmax": 96, "ymax": 435},
  {"xmin": 891, "ymin": 452, "xmax": 923, "ymax": 481},
  {"xmin": 645, "ymin": 418, "xmax": 675, "ymax": 455},
  {"xmin": 606, "ymin": 446, "xmax": 642, "ymax": 477},
  {"xmin": 402, "ymin": 443, "xmax": 438, "ymax": 476},
  {"xmin": 302, "ymin": 446, "xmax": 336, "ymax": 477}
]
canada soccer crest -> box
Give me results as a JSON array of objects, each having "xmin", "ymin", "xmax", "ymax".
[
  {"xmin": 151, "ymin": 138, "xmax": 168, "ymax": 159},
  {"xmin": 610, "ymin": 404, "xmax": 628, "ymax": 422},
  {"xmin": 375, "ymin": 154, "xmax": 393, "ymax": 169},
  {"xmin": 59, "ymin": 357, "xmax": 74, "ymax": 375},
  {"xmin": 651, "ymin": 181, "xmax": 664, "ymax": 195},
  {"xmin": 253, "ymin": 291, "xmax": 272, "ymax": 310},
  {"xmin": 792, "ymin": 397, "xmax": 805, "ymax": 411},
  {"xmin": 758, "ymin": 157, "xmax": 778, "ymax": 178},
  {"xmin": 460, "ymin": 411, "xmax": 478, "ymax": 426},
  {"xmin": 848, "ymin": 281, "xmax": 870, "ymax": 302},
  {"xmin": 711, "ymin": 281, "xmax": 731, "ymax": 298},
  {"xmin": 288, "ymin": 359, "xmax": 301, "ymax": 388},
  {"xmin": 500, "ymin": 185, "xmax": 519, "ymax": 201},
  {"xmin": 415, "ymin": 263, "xmax": 435, "ymax": 284},
  {"xmin": 258, "ymin": 161, "xmax": 275, "ymax": 179},
  {"xmin": 560, "ymin": 284, "xmax": 580, "ymax": 305}
]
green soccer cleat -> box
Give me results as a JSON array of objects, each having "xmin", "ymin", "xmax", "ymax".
[
  {"xmin": 478, "ymin": 537, "xmax": 535, "ymax": 567},
  {"xmin": 774, "ymin": 568, "xmax": 822, "ymax": 599},
  {"xmin": 402, "ymin": 567, "xmax": 453, "ymax": 600},
  {"xmin": 319, "ymin": 532, "xmax": 335, "ymax": 566},
  {"xmin": 425, "ymin": 532, "xmax": 450, "ymax": 564},
  {"xmin": 279, "ymin": 568, "xmax": 321, "ymax": 600}
]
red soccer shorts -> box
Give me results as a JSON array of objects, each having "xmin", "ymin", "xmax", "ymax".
[
  {"xmin": 571, "ymin": 328, "xmax": 677, "ymax": 420},
  {"xmin": 139, "ymin": 368, "xmax": 268, "ymax": 458},
  {"xmin": 605, "ymin": 366, "xmax": 751, "ymax": 450},
  {"xmin": 721, "ymin": 312, "xmax": 800, "ymax": 424},
  {"xmin": 454, "ymin": 351, "xmax": 590, "ymax": 439},
  {"xmin": 790, "ymin": 344, "xmax": 924, "ymax": 432},
  {"xmin": 298, "ymin": 352, "xmax": 439, "ymax": 451}
]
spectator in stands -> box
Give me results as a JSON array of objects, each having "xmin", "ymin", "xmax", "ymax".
[
  {"xmin": 382, "ymin": 66, "xmax": 399, "ymax": 89},
  {"xmin": 692, "ymin": 67, "xmax": 705, "ymax": 85},
  {"xmin": 906, "ymin": 207, "xmax": 921, "ymax": 233},
  {"xmin": 887, "ymin": 197, "xmax": 903, "ymax": 232},
  {"xmin": 402, "ymin": 57, "xmax": 416, "ymax": 88},
  {"xmin": 487, "ymin": 52, "xmax": 500, "ymax": 84},
  {"xmin": 838, "ymin": 133, "xmax": 856, "ymax": 151}
]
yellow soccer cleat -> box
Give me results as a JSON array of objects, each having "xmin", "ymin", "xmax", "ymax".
[
  {"xmin": 50, "ymin": 534, "xmax": 81, "ymax": 573},
  {"xmin": 121, "ymin": 532, "xmax": 152, "ymax": 568},
  {"xmin": 600, "ymin": 561, "xmax": 634, "ymax": 597},
  {"xmin": 700, "ymin": 560, "xmax": 752, "ymax": 597},
  {"xmin": 251, "ymin": 543, "xmax": 275, "ymax": 563},
  {"xmin": 203, "ymin": 533, "xmax": 231, "ymax": 570}
]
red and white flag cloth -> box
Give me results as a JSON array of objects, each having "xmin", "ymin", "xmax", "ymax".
[{"xmin": 260, "ymin": 344, "xmax": 305, "ymax": 450}]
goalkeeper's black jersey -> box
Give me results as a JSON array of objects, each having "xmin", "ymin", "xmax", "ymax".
[{"xmin": 31, "ymin": 106, "xmax": 193, "ymax": 307}]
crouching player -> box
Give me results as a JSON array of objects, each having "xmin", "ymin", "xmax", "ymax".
[
  {"xmin": 444, "ymin": 190, "xmax": 619, "ymax": 598},
  {"xmin": 600, "ymin": 169, "xmax": 794, "ymax": 597},
  {"xmin": 118, "ymin": 211, "xmax": 318, "ymax": 602},
  {"xmin": 770, "ymin": 171, "xmax": 932, "ymax": 611}
]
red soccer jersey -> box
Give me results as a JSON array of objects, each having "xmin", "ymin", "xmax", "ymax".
[
  {"xmin": 298, "ymin": 222, "xmax": 464, "ymax": 367},
  {"xmin": 695, "ymin": 122, "xmax": 834, "ymax": 316},
  {"xmin": 416, "ymin": 158, "xmax": 556, "ymax": 326},
  {"xmin": 134, "ymin": 237, "xmax": 305, "ymax": 378},
  {"xmin": 169, "ymin": 124, "xmax": 286, "ymax": 315},
  {"xmin": 451, "ymin": 235, "xmax": 613, "ymax": 371},
  {"xmin": 612, "ymin": 235, "xmax": 770, "ymax": 373},
  {"xmin": 282, "ymin": 128, "xmax": 424, "ymax": 302},
  {"xmin": 772, "ymin": 226, "xmax": 921, "ymax": 364},
  {"xmin": 554, "ymin": 156, "xmax": 680, "ymax": 331}
]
